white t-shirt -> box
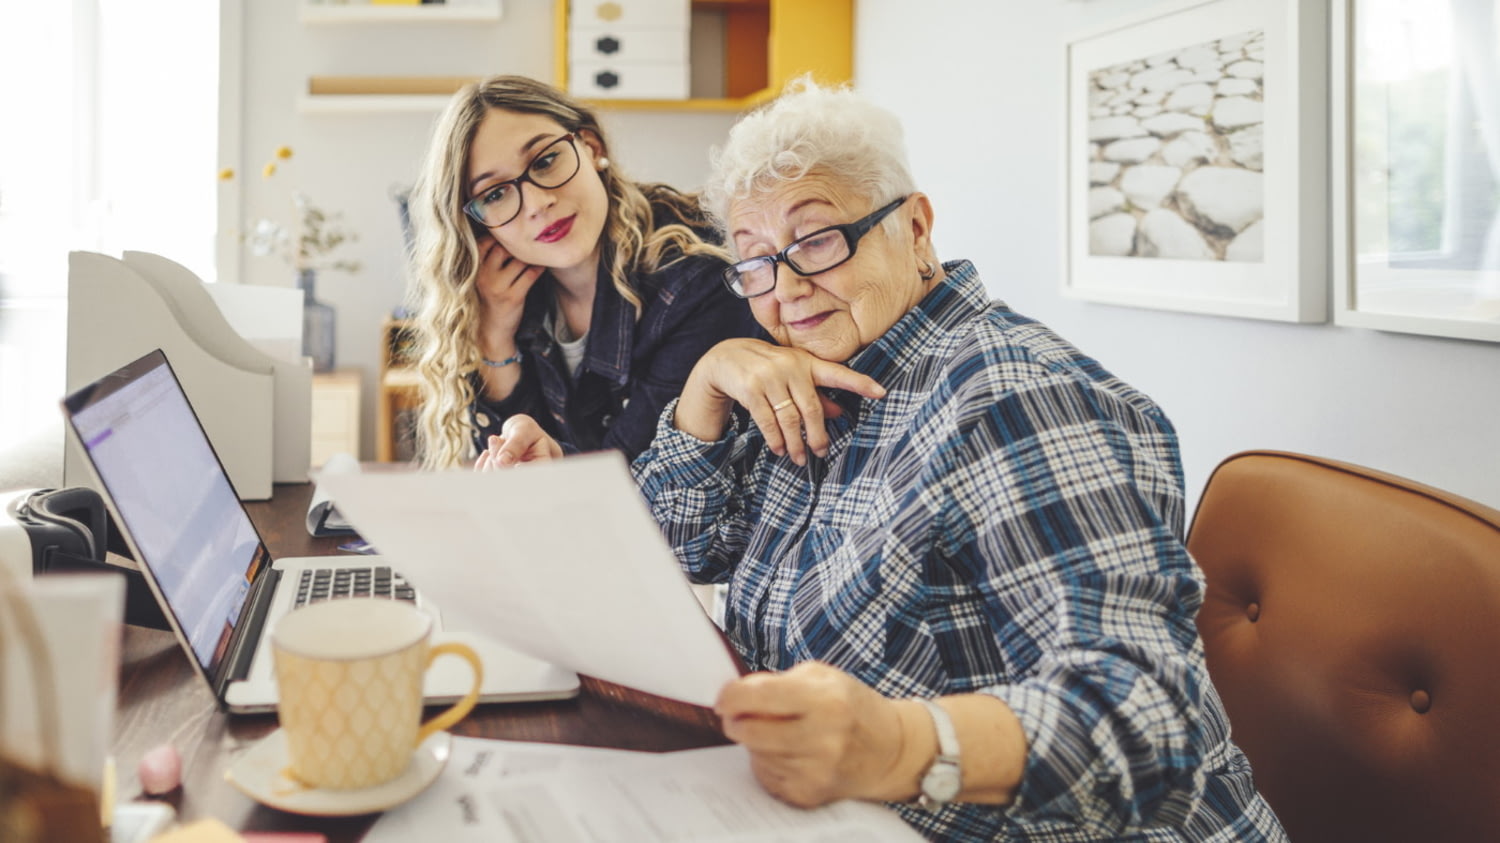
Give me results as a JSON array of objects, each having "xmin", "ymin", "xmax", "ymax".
[{"xmin": 548, "ymin": 311, "xmax": 588, "ymax": 379}]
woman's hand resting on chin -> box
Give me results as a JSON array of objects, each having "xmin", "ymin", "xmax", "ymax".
[{"xmin": 673, "ymin": 339, "xmax": 886, "ymax": 465}]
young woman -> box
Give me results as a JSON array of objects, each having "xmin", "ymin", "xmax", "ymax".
[{"xmin": 405, "ymin": 75, "xmax": 758, "ymax": 469}]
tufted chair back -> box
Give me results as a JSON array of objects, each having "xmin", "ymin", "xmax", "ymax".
[{"xmin": 1186, "ymin": 450, "xmax": 1500, "ymax": 842}]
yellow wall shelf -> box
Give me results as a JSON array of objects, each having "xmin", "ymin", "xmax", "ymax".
[
  {"xmin": 298, "ymin": 75, "xmax": 480, "ymax": 113},
  {"xmin": 298, "ymin": 94, "xmax": 458, "ymax": 113}
]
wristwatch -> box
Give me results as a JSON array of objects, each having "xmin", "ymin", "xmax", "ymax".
[{"xmin": 917, "ymin": 699, "xmax": 962, "ymax": 811}]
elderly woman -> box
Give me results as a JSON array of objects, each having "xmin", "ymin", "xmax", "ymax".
[
  {"xmin": 631, "ymin": 82, "xmax": 1285, "ymax": 841},
  {"xmin": 490, "ymin": 80, "xmax": 1284, "ymax": 840}
]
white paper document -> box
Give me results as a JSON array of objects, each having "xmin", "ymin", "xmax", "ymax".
[
  {"xmin": 305, "ymin": 451, "xmax": 359, "ymax": 536},
  {"xmin": 318, "ymin": 453, "xmax": 742, "ymax": 707},
  {"xmin": 365, "ymin": 737, "xmax": 924, "ymax": 843}
]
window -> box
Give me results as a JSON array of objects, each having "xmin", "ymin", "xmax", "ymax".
[{"xmin": 0, "ymin": 0, "xmax": 219, "ymax": 475}]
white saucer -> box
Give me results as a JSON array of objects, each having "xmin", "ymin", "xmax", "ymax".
[{"xmin": 225, "ymin": 729, "xmax": 450, "ymax": 816}]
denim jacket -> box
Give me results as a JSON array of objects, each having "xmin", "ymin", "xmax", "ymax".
[{"xmin": 469, "ymin": 247, "xmax": 761, "ymax": 460}]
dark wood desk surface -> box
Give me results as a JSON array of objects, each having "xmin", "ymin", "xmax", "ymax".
[{"xmin": 113, "ymin": 480, "xmax": 728, "ymax": 841}]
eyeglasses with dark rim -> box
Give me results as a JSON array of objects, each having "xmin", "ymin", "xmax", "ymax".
[
  {"xmin": 721, "ymin": 195, "xmax": 910, "ymax": 299},
  {"xmin": 463, "ymin": 133, "xmax": 582, "ymax": 229}
]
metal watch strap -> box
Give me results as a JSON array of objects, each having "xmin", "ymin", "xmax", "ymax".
[{"xmin": 917, "ymin": 698, "xmax": 962, "ymax": 812}]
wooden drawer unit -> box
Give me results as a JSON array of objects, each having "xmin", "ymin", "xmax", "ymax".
[
  {"xmin": 310, "ymin": 368, "xmax": 363, "ymax": 468},
  {"xmin": 377, "ymin": 318, "xmax": 421, "ymax": 463}
]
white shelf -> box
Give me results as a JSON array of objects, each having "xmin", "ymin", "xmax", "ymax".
[
  {"xmin": 300, "ymin": 0, "xmax": 502, "ymax": 24},
  {"xmin": 298, "ymin": 94, "xmax": 455, "ymax": 113}
]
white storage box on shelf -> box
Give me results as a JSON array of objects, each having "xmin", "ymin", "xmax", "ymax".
[
  {"xmin": 569, "ymin": 60, "xmax": 691, "ymax": 99},
  {"xmin": 569, "ymin": 25, "xmax": 688, "ymax": 64},
  {"xmin": 568, "ymin": 0, "xmax": 690, "ymax": 100}
]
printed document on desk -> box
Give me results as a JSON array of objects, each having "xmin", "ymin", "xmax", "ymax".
[
  {"xmin": 365, "ymin": 737, "xmax": 925, "ymax": 843},
  {"xmin": 318, "ymin": 452, "xmax": 741, "ymax": 707}
]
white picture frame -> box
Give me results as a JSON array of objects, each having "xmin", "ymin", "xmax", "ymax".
[
  {"xmin": 1062, "ymin": 0, "xmax": 1327, "ymax": 322},
  {"xmin": 1332, "ymin": 0, "xmax": 1500, "ymax": 343}
]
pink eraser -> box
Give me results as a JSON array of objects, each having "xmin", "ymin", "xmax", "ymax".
[{"xmin": 137, "ymin": 743, "xmax": 182, "ymax": 795}]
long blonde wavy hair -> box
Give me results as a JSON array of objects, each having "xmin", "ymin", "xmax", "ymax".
[{"xmin": 406, "ymin": 75, "xmax": 725, "ymax": 469}]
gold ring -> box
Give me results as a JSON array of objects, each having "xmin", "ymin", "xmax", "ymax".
[{"xmin": 771, "ymin": 398, "xmax": 796, "ymax": 412}]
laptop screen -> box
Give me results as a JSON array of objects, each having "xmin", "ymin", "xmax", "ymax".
[{"xmin": 64, "ymin": 349, "xmax": 269, "ymax": 677}]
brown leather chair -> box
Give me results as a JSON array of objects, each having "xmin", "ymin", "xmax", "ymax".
[{"xmin": 1187, "ymin": 450, "xmax": 1500, "ymax": 842}]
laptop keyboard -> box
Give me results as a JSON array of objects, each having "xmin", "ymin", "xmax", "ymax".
[{"xmin": 293, "ymin": 566, "xmax": 417, "ymax": 608}]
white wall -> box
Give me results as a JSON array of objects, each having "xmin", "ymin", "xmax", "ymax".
[
  {"xmin": 853, "ymin": 0, "xmax": 1500, "ymax": 510},
  {"xmin": 235, "ymin": 0, "xmax": 736, "ymax": 457}
]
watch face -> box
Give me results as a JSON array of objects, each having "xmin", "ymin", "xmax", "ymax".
[{"xmin": 923, "ymin": 762, "xmax": 962, "ymax": 802}]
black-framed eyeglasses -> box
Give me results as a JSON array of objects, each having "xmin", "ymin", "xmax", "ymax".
[
  {"xmin": 464, "ymin": 133, "xmax": 582, "ymax": 229},
  {"xmin": 721, "ymin": 195, "xmax": 909, "ymax": 298}
]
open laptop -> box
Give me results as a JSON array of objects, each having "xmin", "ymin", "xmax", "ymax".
[{"xmin": 62, "ymin": 348, "xmax": 579, "ymax": 714}]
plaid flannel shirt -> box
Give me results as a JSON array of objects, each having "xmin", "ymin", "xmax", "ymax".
[{"xmin": 633, "ymin": 261, "xmax": 1285, "ymax": 841}]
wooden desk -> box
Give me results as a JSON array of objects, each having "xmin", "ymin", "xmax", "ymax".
[{"xmin": 112, "ymin": 481, "xmax": 728, "ymax": 841}]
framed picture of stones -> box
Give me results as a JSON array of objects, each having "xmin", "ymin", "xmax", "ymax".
[
  {"xmin": 1331, "ymin": 0, "xmax": 1500, "ymax": 343},
  {"xmin": 1063, "ymin": 0, "xmax": 1327, "ymax": 322}
]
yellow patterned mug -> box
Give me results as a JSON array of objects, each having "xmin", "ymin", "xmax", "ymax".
[{"xmin": 271, "ymin": 598, "xmax": 482, "ymax": 790}]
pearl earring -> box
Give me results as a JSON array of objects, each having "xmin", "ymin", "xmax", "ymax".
[{"xmin": 596, "ymin": 157, "xmax": 610, "ymax": 171}]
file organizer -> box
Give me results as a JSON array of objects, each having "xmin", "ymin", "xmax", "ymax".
[{"xmin": 64, "ymin": 250, "xmax": 312, "ymax": 500}]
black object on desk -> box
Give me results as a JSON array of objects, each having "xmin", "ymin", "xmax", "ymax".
[{"xmin": 3, "ymin": 486, "xmax": 169, "ymax": 630}]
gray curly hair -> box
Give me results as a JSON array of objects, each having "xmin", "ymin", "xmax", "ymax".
[{"xmin": 702, "ymin": 77, "xmax": 917, "ymax": 254}]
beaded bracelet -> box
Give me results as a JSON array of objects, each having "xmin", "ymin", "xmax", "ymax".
[{"xmin": 481, "ymin": 350, "xmax": 524, "ymax": 368}]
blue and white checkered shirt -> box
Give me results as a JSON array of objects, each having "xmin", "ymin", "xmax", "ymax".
[{"xmin": 633, "ymin": 261, "xmax": 1285, "ymax": 841}]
